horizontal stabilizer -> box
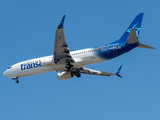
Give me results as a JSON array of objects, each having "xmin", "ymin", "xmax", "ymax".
[
  {"xmin": 126, "ymin": 28, "xmax": 138, "ymax": 44},
  {"xmin": 138, "ymin": 43, "xmax": 155, "ymax": 49}
]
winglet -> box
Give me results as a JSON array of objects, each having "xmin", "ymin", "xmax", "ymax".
[
  {"xmin": 116, "ymin": 65, "xmax": 123, "ymax": 78},
  {"xmin": 58, "ymin": 15, "xmax": 66, "ymax": 29}
]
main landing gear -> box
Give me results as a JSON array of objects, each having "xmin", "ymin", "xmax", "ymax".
[
  {"xmin": 75, "ymin": 72, "xmax": 81, "ymax": 78},
  {"xmin": 65, "ymin": 61, "xmax": 81, "ymax": 78},
  {"xmin": 74, "ymin": 69, "xmax": 81, "ymax": 78},
  {"xmin": 65, "ymin": 63, "xmax": 73, "ymax": 70}
]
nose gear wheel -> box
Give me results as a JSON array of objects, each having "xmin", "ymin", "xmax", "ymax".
[{"xmin": 15, "ymin": 79, "xmax": 19, "ymax": 83}]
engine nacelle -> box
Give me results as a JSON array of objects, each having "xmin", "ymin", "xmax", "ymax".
[{"xmin": 57, "ymin": 71, "xmax": 74, "ymax": 80}]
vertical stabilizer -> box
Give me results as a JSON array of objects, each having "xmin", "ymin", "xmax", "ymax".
[{"xmin": 119, "ymin": 13, "xmax": 144, "ymax": 42}]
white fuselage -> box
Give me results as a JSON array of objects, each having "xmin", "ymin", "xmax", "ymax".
[
  {"xmin": 3, "ymin": 48, "xmax": 105, "ymax": 78},
  {"xmin": 3, "ymin": 13, "xmax": 149, "ymax": 81}
]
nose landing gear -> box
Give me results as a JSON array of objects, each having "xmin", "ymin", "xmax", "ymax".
[
  {"xmin": 12, "ymin": 77, "xmax": 19, "ymax": 83},
  {"xmin": 15, "ymin": 79, "xmax": 19, "ymax": 83}
]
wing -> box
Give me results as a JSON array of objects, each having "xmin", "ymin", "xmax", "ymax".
[
  {"xmin": 79, "ymin": 65, "xmax": 122, "ymax": 78},
  {"xmin": 54, "ymin": 15, "xmax": 74, "ymax": 64}
]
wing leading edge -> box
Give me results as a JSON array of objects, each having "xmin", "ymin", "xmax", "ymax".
[{"xmin": 53, "ymin": 15, "xmax": 75, "ymax": 64}]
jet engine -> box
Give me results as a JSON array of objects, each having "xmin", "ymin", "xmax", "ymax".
[{"xmin": 57, "ymin": 71, "xmax": 74, "ymax": 80}]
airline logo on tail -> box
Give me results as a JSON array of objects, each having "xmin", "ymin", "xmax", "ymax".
[{"xmin": 127, "ymin": 23, "xmax": 141, "ymax": 37}]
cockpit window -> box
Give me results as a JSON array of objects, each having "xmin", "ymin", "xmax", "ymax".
[{"xmin": 8, "ymin": 66, "xmax": 12, "ymax": 69}]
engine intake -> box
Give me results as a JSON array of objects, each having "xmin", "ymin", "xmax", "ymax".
[{"xmin": 57, "ymin": 71, "xmax": 74, "ymax": 80}]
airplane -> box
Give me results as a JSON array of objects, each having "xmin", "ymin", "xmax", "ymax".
[{"xmin": 3, "ymin": 13, "xmax": 155, "ymax": 83}]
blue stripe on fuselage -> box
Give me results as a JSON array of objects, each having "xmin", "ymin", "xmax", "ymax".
[{"xmin": 93, "ymin": 42, "xmax": 139, "ymax": 60}]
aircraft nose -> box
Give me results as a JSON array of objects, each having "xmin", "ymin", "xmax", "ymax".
[{"xmin": 3, "ymin": 70, "xmax": 8, "ymax": 77}]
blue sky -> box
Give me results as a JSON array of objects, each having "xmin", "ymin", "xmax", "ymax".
[{"xmin": 1, "ymin": 0, "xmax": 160, "ymax": 120}]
